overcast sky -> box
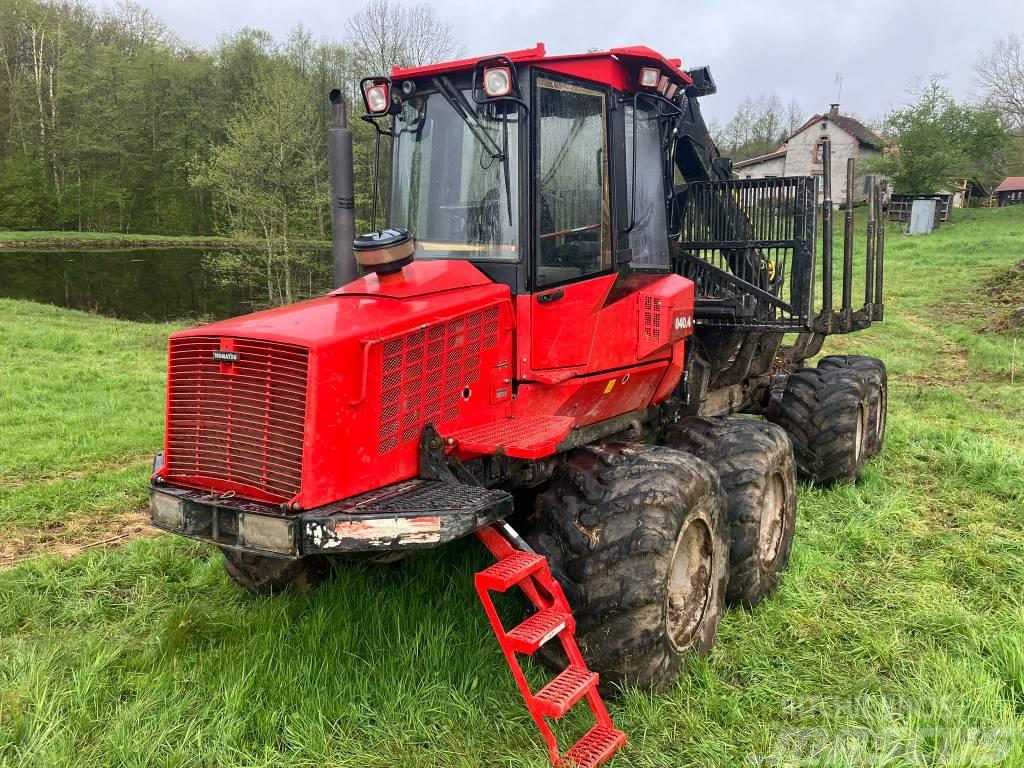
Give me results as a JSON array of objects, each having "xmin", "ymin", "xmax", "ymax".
[{"xmin": 93, "ymin": 0, "xmax": 1022, "ymax": 124}]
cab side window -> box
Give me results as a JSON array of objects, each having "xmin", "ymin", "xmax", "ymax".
[
  {"xmin": 624, "ymin": 103, "xmax": 670, "ymax": 269},
  {"xmin": 535, "ymin": 77, "xmax": 611, "ymax": 286}
]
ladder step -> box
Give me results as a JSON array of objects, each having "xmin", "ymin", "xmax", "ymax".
[
  {"xmin": 506, "ymin": 607, "xmax": 570, "ymax": 654},
  {"xmin": 476, "ymin": 551, "xmax": 548, "ymax": 592},
  {"xmin": 562, "ymin": 725, "xmax": 626, "ymax": 768},
  {"xmin": 532, "ymin": 666, "xmax": 598, "ymax": 719}
]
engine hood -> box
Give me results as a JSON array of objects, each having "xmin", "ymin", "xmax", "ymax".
[
  {"xmin": 172, "ymin": 260, "xmax": 499, "ymax": 349},
  {"xmin": 164, "ymin": 259, "xmax": 515, "ymax": 510},
  {"xmin": 331, "ymin": 259, "xmax": 491, "ymax": 299}
]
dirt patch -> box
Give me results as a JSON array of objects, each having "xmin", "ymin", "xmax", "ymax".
[
  {"xmin": 0, "ymin": 454, "xmax": 151, "ymax": 491},
  {"xmin": 979, "ymin": 260, "xmax": 1024, "ymax": 335},
  {"xmin": 0, "ymin": 511, "xmax": 162, "ymax": 570}
]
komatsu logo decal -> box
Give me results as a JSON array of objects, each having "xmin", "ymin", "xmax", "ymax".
[{"xmin": 212, "ymin": 350, "xmax": 240, "ymax": 363}]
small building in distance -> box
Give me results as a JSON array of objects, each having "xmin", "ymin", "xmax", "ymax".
[
  {"xmin": 951, "ymin": 178, "xmax": 989, "ymax": 209},
  {"xmin": 732, "ymin": 104, "xmax": 883, "ymax": 207},
  {"xmin": 994, "ymin": 177, "xmax": 1024, "ymax": 206}
]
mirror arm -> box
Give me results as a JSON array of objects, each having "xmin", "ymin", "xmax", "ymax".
[{"xmin": 360, "ymin": 115, "xmax": 393, "ymax": 233}]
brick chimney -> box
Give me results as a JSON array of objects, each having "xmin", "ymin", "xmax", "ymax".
[{"xmin": 829, "ymin": 103, "xmax": 840, "ymax": 117}]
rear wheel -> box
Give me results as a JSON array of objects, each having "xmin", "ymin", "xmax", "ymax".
[
  {"xmin": 220, "ymin": 548, "xmax": 330, "ymax": 595},
  {"xmin": 817, "ymin": 355, "xmax": 887, "ymax": 457},
  {"xmin": 770, "ymin": 367, "xmax": 870, "ymax": 485},
  {"xmin": 523, "ymin": 442, "xmax": 729, "ymax": 692},
  {"xmin": 665, "ymin": 417, "xmax": 797, "ymax": 608}
]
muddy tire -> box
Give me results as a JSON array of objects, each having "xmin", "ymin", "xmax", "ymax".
[
  {"xmin": 220, "ymin": 548, "xmax": 330, "ymax": 595},
  {"xmin": 817, "ymin": 355, "xmax": 887, "ymax": 457},
  {"xmin": 524, "ymin": 442, "xmax": 729, "ymax": 693},
  {"xmin": 665, "ymin": 417, "xmax": 797, "ymax": 608},
  {"xmin": 769, "ymin": 367, "xmax": 870, "ymax": 485}
]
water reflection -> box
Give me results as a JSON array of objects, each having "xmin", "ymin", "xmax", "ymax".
[{"xmin": 0, "ymin": 247, "xmax": 333, "ymax": 322}]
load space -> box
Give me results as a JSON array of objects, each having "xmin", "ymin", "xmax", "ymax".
[{"xmin": 150, "ymin": 42, "xmax": 888, "ymax": 768}]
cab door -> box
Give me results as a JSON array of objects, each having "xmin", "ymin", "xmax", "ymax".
[{"xmin": 529, "ymin": 74, "xmax": 615, "ymax": 373}]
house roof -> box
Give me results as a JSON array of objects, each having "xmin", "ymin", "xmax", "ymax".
[
  {"xmin": 995, "ymin": 177, "xmax": 1024, "ymax": 194},
  {"xmin": 786, "ymin": 112, "xmax": 883, "ymax": 149},
  {"xmin": 732, "ymin": 149, "xmax": 787, "ymax": 169}
]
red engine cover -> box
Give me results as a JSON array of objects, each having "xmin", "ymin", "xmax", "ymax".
[{"xmin": 159, "ymin": 261, "xmax": 515, "ymax": 509}]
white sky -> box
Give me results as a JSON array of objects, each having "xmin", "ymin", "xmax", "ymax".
[{"xmin": 93, "ymin": 0, "xmax": 1024, "ymax": 124}]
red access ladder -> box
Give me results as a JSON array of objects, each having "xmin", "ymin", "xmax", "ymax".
[{"xmin": 475, "ymin": 523, "xmax": 626, "ymax": 768}]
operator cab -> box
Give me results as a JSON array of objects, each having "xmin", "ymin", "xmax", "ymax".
[{"xmin": 359, "ymin": 43, "xmax": 713, "ymax": 296}]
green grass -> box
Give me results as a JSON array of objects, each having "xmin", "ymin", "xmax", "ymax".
[
  {"xmin": 0, "ymin": 301, "xmax": 179, "ymax": 492},
  {"xmin": 2, "ymin": 208, "xmax": 1023, "ymax": 767}
]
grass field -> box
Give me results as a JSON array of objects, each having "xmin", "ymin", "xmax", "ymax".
[
  {"xmin": 0, "ymin": 231, "xmax": 330, "ymax": 250},
  {"xmin": 1, "ymin": 207, "xmax": 1023, "ymax": 767}
]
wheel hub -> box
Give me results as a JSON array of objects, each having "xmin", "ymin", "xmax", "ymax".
[
  {"xmin": 666, "ymin": 517, "xmax": 714, "ymax": 653},
  {"xmin": 758, "ymin": 472, "xmax": 787, "ymax": 569},
  {"xmin": 854, "ymin": 404, "xmax": 865, "ymax": 463},
  {"xmin": 875, "ymin": 387, "xmax": 887, "ymax": 444}
]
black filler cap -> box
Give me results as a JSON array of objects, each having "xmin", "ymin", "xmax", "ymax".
[{"xmin": 352, "ymin": 228, "xmax": 414, "ymax": 275}]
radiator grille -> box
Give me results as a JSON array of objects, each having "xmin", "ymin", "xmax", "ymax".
[
  {"xmin": 166, "ymin": 336, "xmax": 308, "ymax": 503},
  {"xmin": 378, "ymin": 306, "xmax": 500, "ymax": 455}
]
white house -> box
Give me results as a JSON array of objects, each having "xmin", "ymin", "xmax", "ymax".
[{"xmin": 732, "ymin": 104, "xmax": 883, "ymax": 206}]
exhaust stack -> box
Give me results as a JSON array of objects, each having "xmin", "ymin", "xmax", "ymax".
[{"xmin": 328, "ymin": 89, "xmax": 357, "ymax": 288}]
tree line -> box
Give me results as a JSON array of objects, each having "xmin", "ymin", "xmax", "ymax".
[
  {"xmin": 2, "ymin": 1, "xmax": 1022, "ymax": 247},
  {"xmin": 0, "ymin": 0, "xmax": 459, "ymax": 238}
]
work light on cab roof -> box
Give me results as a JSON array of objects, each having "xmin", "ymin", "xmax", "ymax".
[
  {"xmin": 483, "ymin": 66, "xmax": 512, "ymax": 97},
  {"xmin": 362, "ymin": 79, "xmax": 390, "ymax": 114}
]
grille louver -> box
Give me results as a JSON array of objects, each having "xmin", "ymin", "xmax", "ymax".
[
  {"xmin": 378, "ymin": 306, "xmax": 500, "ymax": 455},
  {"xmin": 166, "ymin": 336, "xmax": 309, "ymax": 503}
]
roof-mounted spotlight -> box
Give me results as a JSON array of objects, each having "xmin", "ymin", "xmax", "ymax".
[
  {"xmin": 360, "ymin": 77, "xmax": 394, "ymax": 115},
  {"xmin": 483, "ymin": 66, "xmax": 513, "ymax": 97},
  {"xmin": 639, "ymin": 67, "xmax": 660, "ymax": 88}
]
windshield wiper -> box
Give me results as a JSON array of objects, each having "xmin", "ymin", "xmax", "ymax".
[
  {"xmin": 432, "ymin": 76, "xmax": 513, "ymax": 227},
  {"xmin": 433, "ymin": 76, "xmax": 503, "ymax": 159}
]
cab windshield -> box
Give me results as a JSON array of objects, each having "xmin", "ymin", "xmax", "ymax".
[{"xmin": 391, "ymin": 89, "xmax": 520, "ymax": 261}]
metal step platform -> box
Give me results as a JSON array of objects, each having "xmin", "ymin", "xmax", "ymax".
[
  {"xmin": 448, "ymin": 415, "xmax": 575, "ymax": 460},
  {"xmin": 475, "ymin": 524, "xmax": 626, "ymax": 767}
]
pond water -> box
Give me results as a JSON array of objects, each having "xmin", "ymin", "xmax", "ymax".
[{"xmin": 0, "ymin": 247, "xmax": 334, "ymax": 322}]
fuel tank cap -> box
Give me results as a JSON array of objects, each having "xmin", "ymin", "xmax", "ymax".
[{"xmin": 353, "ymin": 228, "xmax": 414, "ymax": 275}]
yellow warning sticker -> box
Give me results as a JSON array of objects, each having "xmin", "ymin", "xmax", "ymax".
[{"xmin": 603, "ymin": 380, "xmax": 616, "ymax": 395}]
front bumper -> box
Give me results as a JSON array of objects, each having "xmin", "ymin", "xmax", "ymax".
[{"xmin": 150, "ymin": 479, "xmax": 513, "ymax": 559}]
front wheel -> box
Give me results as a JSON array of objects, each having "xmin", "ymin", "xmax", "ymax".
[
  {"xmin": 220, "ymin": 548, "xmax": 330, "ymax": 595},
  {"xmin": 524, "ymin": 442, "xmax": 729, "ymax": 693}
]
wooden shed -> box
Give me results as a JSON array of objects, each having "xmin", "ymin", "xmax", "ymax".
[{"xmin": 994, "ymin": 177, "xmax": 1024, "ymax": 207}]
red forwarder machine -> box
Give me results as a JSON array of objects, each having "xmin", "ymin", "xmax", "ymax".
[{"xmin": 150, "ymin": 44, "xmax": 887, "ymax": 767}]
